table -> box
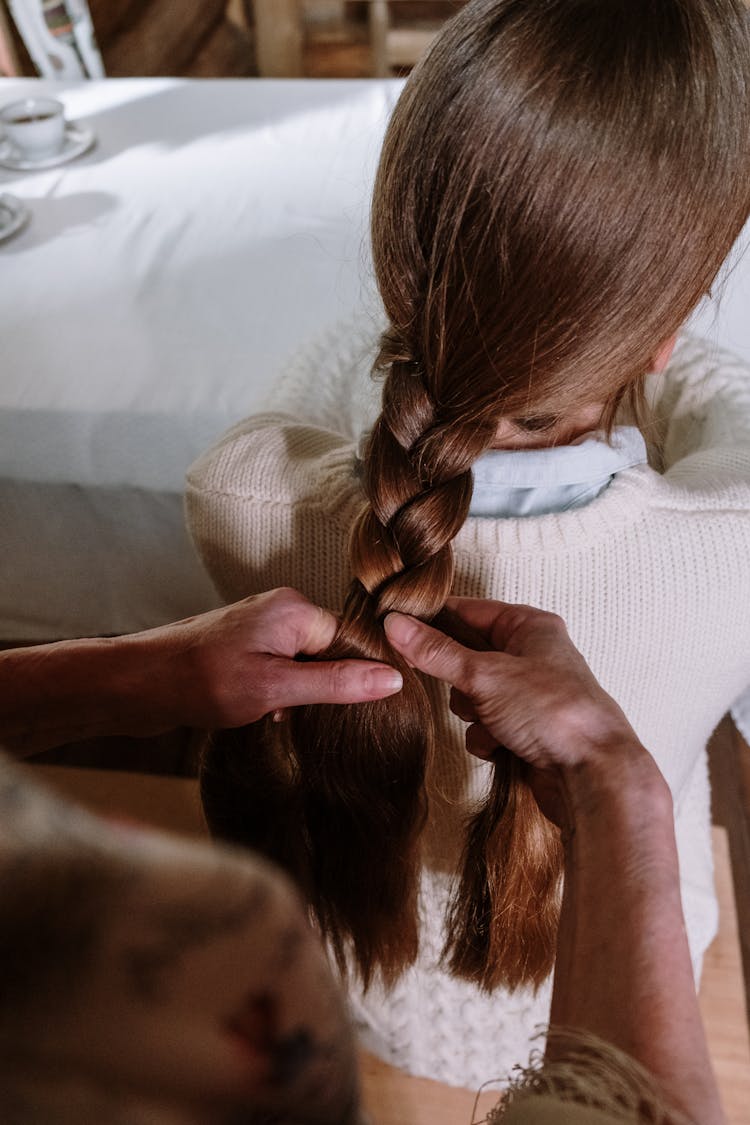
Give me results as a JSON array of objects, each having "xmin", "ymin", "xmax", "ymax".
[{"xmin": 0, "ymin": 76, "xmax": 400, "ymax": 639}]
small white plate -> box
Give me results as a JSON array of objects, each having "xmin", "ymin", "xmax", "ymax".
[
  {"xmin": 0, "ymin": 121, "xmax": 95, "ymax": 172},
  {"xmin": 0, "ymin": 193, "xmax": 29, "ymax": 243}
]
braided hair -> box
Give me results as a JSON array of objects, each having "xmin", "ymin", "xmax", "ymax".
[{"xmin": 201, "ymin": 0, "xmax": 750, "ymax": 990}]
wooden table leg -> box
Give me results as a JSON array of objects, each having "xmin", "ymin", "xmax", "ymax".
[
  {"xmin": 369, "ymin": 0, "xmax": 389, "ymax": 78},
  {"xmin": 226, "ymin": 0, "xmax": 251, "ymax": 33},
  {"xmin": 252, "ymin": 0, "xmax": 303, "ymax": 77}
]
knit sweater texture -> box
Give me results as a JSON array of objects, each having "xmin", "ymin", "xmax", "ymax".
[{"xmin": 186, "ymin": 325, "xmax": 750, "ymax": 1090}]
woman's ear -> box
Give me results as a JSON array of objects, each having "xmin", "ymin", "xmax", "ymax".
[{"xmin": 651, "ymin": 335, "xmax": 678, "ymax": 374}]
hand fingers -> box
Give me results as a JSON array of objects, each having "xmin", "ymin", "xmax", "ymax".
[
  {"xmin": 444, "ymin": 596, "xmax": 570, "ymax": 655},
  {"xmin": 465, "ymin": 723, "xmax": 499, "ymax": 760},
  {"xmin": 383, "ymin": 612, "xmax": 483, "ymax": 693},
  {"xmin": 448, "ymin": 685, "xmax": 508, "ymax": 763},
  {"xmin": 443, "ymin": 596, "xmax": 543, "ymax": 644},
  {"xmin": 449, "ymin": 687, "xmax": 477, "ymax": 723},
  {"xmin": 266, "ymin": 658, "xmax": 403, "ymax": 712},
  {"xmin": 296, "ymin": 603, "xmax": 340, "ymax": 655},
  {"xmin": 262, "ymin": 589, "xmax": 340, "ymax": 657}
]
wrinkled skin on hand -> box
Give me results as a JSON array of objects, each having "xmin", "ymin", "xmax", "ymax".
[{"xmin": 385, "ymin": 597, "xmax": 651, "ymax": 827}]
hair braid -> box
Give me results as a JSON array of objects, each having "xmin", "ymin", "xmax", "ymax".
[
  {"xmin": 361, "ymin": 336, "xmax": 565, "ymax": 992},
  {"xmin": 224, "ymin": 333, "xmax": 491, "ymax": 988},
  {"xmin": 328, "ymin": 330, "xmax": 563, "ymax": 992},
  {"xmin": 353, "ymin": 349, "xmax": 478, "ymax": 620},
  {"xmin": 200, "ymin": 331, "xmax": 565, "ymax": 990}
]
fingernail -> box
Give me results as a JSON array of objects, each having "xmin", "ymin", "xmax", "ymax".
[
  {"xmin": 366, "ymin": 666, "xmax": 403, "ymax": 695},
  {"xmin": 383, "ymin": 612, "xmax": 416, "ymax": 646}
]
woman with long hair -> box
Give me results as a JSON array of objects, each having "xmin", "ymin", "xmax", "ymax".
[{"xmin": 187, "ymin": 0, "xmax": 750, "ymax": 1089}]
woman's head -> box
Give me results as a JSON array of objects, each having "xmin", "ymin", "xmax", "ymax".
[
  {"xmin": 372, "ymin": 0, "xmax": 750, "ymax": 430},
  {"xmin": 354, "ymin": 0, "xmax": 750, "ymax": 631},
  {"xmin": 203, "ymin": 0, "xmax": 750, "ymax": 990}
]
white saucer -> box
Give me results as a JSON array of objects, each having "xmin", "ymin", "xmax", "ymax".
[
  {"xmin": 0, "ymin": 121, "xmax": 95, "ymax": 172},
  {"xmin": 0, "ymin": 194, "xmax": 29, "ymax": 243}
]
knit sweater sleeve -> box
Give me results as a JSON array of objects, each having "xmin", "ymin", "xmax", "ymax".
[
  {"xmin": 258, "ymin": 316, "xmax": 385, "ymax": 439},
  {"xmin": 646, "ymin": 334, "xmax": 750, "ymax": 734},
  {"xmin": 646, "ymin": 334, "xmax": 750, "ymax": 481},
  {"xmin": 185, "ymin": 413, "xmax": 362, "ymax": 612}
]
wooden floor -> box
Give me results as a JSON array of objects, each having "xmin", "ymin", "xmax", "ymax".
[
  {"xmin": 28, "ymin": 757, "xmax": 750, "ymax": 1125},
  {"xmin": 708, "ymin": 716, "xmax": 750, "ymax": 1028},
  {"xmin": 699, "ymin": 829, "xmax": 750, "ymax": 1125}
]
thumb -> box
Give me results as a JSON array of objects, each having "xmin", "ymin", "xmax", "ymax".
[
  {"xmin": 267, "ymin": 657, "xmax": 403, "ymax": 711},
  {"xmin": 384, "ymin": 612, "xmax": 477, "ymax": 691}
]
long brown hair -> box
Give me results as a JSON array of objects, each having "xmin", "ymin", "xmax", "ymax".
[{"xmin": 201, "ymin": 0, "xmax": 750, "ymax": 990}]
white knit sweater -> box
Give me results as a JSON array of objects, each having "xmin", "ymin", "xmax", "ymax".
[{"xmin": 186, "ymin": 327, "xmax": 750, "ymax": 1090}]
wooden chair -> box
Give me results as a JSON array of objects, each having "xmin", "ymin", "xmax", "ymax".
[
  {"xmin": 248, "ymin": 2, "xmax": 460, "ymax": 80},
  {"xmin": 369, "ymin": 0, "xmax": 466, "ymax": 77},
  {"xmin": 251, "ymin": 0, "xmax": 304, "ymax": 76},
  {"xmin": 3, "ymin": 0, "xmax": 104, "ymax": 77},
  {"xmin": 0, "ymin": 1, "xmax": 22, "ymax": 74}
]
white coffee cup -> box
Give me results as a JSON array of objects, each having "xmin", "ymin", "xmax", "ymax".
[{"xmin": 0, "ymin": 97, "xmax": 66, "ymax": 161}]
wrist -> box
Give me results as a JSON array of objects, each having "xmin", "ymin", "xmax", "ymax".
[
  {"xmin": 99, "ymin": 628, "xmax": 185, "ymax": 737},
  {"xmin": 58, "ymin": 634, "xmax": 153, "ymax": 739},
  {"xmin": 0, "ymin": 627, "xmax": 185, "ymax": 757},
  {"xmin": 562, "ymin": 743, "xmax": 674, "ymax": 845},
  {"xmin": 0, "ymin": 636, "xmax": 131, "ymax": 753},
  {"xmin": 561, "ymin": 751, "xmax": 678, "ymax": 899},
  {"xmin": 45, "ymin": 631, "xmax": 178, "ymax": 742}
]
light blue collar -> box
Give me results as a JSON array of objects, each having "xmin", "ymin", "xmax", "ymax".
[{"xmin": 470, "ymin": 427, "xmax": 647, "ymax": 518}]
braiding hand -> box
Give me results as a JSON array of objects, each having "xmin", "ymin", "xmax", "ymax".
[
  {"xmin": 131, "ymin": 587, "xmax": 404, "ymax": 733},
  {"xmin": 384, "ymin": 597, "xmax": 656, "ymax": 820}
]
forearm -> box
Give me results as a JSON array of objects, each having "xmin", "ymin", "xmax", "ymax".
[
  {"xmin": 0, "ymin": 634, "xmax": 166, "ymax": 756},
  {"xmin": 0, "ymin": 589, "xmax": 401, "ymax": 757},
  {"xmin": 550, "ymin": 752, "xmax": 724, "ymax": 1125}
]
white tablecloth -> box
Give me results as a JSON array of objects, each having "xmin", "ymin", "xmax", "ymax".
[
  {"xmin": 0, "ymin": 77, "xmax": 400, "ymax": 637},
  {"xmin": 0, "ymin": 77, "xmax": 748, "ymax": 740}
]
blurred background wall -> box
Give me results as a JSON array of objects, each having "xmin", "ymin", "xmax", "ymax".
[{"xmin": 0, "ymin": 1, "xmax": 468, "ymax": 79}]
